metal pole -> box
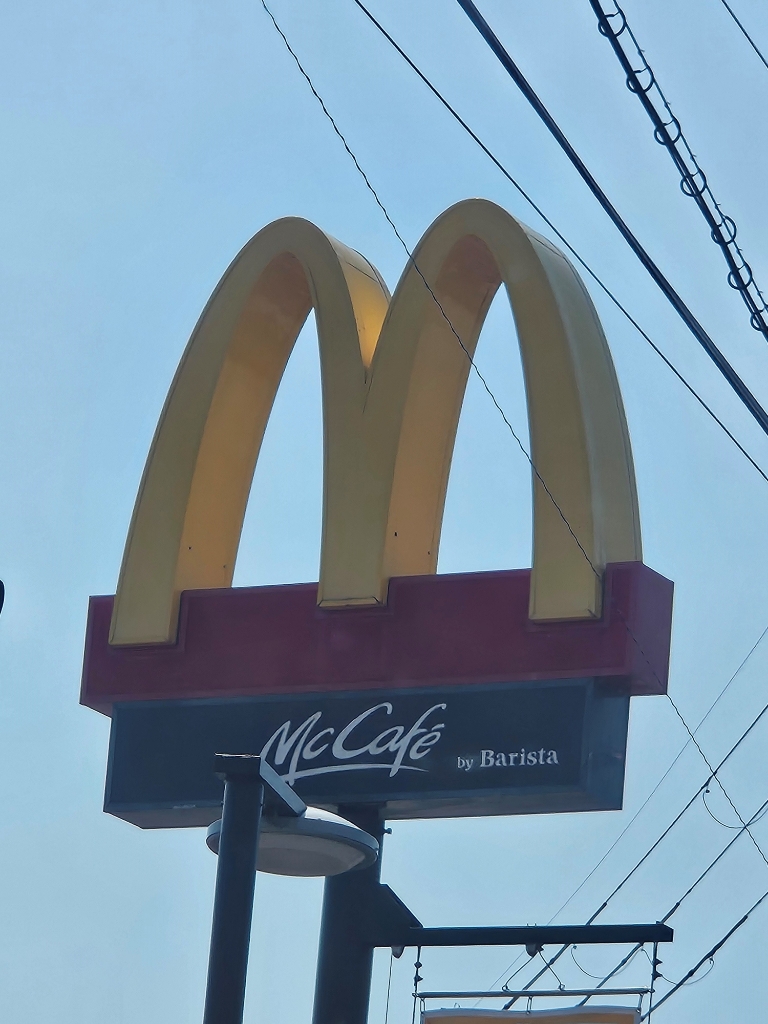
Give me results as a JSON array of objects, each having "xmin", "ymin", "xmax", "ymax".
[
  {"xmin": 312, "ymin": 806, "xmax": 385, "ymax": 1024},
  {"xmin": 203, "ymin": 762, "xmax": 264, "ymax": 1024}
]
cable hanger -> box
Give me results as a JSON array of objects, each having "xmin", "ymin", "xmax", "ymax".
[
  {"xmin": 455, "ymin": 0, "xmax": 768, "ymax": 439},
  {"xmin": 257, "ymin": 7, "xmax": 768, "ymax": 1017},
  {"xmin": 353, "ymin": 0, "xmax": 768, "ymax": 486},
  {"xmin": 254, "ymin": 17, "xmax": 768, "ymax": 1006},
  {"xmin": 589, "ymin": 0, "xmax": 768, "ymax": 343}
]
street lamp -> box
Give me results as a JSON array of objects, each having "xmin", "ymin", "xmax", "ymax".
[
  {"xmin": 206, "ymin": 804, "xmax": 379, "ymax": 877},
  {"xmin": 202, "ymin": 754, "xmax": 379, "ymax": 1024}
]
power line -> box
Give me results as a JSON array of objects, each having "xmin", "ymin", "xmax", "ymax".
[
  {"xmin": 718, "ymin": 0, "xmax": 768, "ymax": 71},
  {"xmin": 640, "ymin": 884, "xmax": 768, "ymax": 1020},
  {"xmin": 590, "ymin": 0, "xmax": 768, "ymax": 341},
  {"xmin": 479, "ymin": 620, "xmax": 768, "ymax": 1001},
  {"xmin": 259, "ymin": 0, "xmax": 607, "ymax": 585},
  {"xmin": 260, "ymin": 5, "xmax": 768, "ymax": 1012},
  {"xmin": 501, "ymin": 685, "xmax": 768, "ymax": 1005},
  {"xmin": 549, "ymin": 621, "xmax": 768, "ymax": 925},
  {"xmin": 334, "ymin": 18, "xmax": 768, "ymax": 990},
  {"xmin": 352, "ymin": 0, "xmax": 768, "ymax": 486},
  {"xmin": 455, "ymin": 0, "xmax": 768, "ymax": 440},
  {"xmin": 413, "ymin": 0, "xmax": 768, "ymax": 877},
  {"xmin": 339, "ymin": 15, "xmax": 768, "ymax": 966},
  {"xmin": 261, "ymin": 0, "xmax": 768, "ymax": 887},
  {"xmin": 580, "ymin": 793, "xmax": 768, "ymax": 1005}
]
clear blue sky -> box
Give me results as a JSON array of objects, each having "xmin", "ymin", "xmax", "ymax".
[{"xmin": 2, "ymin": 1, "xmax": 768, "ymax": 1020}]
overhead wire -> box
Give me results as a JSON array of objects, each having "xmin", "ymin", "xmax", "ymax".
[
  {"xmin": 257, "ymin": 4, "xmax": 768, "ymax": 1012},
  {"xmin": 550, "ymin": 620, "xmax": 768, "ymax": 923},
  {"xmin": 454, "ymin": 0, "xmax": 768, "ymax": 440},
  {"xmin": 384, "ymin": 950, "xmax": 394, "ymax": 1024},
  {"xmin": 702, "ymin": 785, "xmax": 768, "ymax": 829},
  {"xmin": 718, "ymin": 0, "xmax": 768, "ymax": 71},
  {"xmin": 483, "ymin": 618, "xmax": 768, "ymax": 1001},
  {"xmin": 339, "ymin": 8, "xmax": 768, "ymax": 990},
  {"xmin": 501, "ymin": 686, "xmax": 768, "ymax": 1005},
  {"xmin": 259, "ymin": 0, "xmax": 610, "ymax": 588},
  {"xmin": 481, "ymin": 589, "xmax": 768, "ymax": 1003},
  {"xmin": 566, "ymin": 625, "xmax": 768, "ymax": 1003},
  {"xmin": 570, "ymin": 945, "xmax": 641, "ymax": 981},
  {"xmin": 259, "ymin": 0, "xmax": 768, "ymax": 837},
  {"xmin": 351, "ymin": 0, "xmax": 768, "ymax": 485},
  {"xmin": 640, "ymin": 884, "xmax": 768, "ymax": 1020},
  {"xmin": 589, "ymin": 0, "xmax": 768, "ymax": 341},
  {"xmin": 261, "ymin": 0, "xmax": 768, "ymax": 915},
  {"xmin": 640, "ymin": 945, "xmax": 715, "ymax": 989},
  {"xmin": 578, "ymin": 792, "xmax": 768, "ymax": 1005}
]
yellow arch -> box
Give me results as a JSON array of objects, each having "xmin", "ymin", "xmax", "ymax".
[{"xmin": 110, "ymin": 199, "xmax": 641, "ymax": 646}]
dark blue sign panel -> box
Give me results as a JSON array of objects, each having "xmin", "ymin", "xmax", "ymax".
[{"xmin": 105, "ymin": 679, "xmax": 629, "ymax": 827}]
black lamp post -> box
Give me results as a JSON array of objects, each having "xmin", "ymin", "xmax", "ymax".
[
  {"xmin": 202, "ymin": 754, "xmax": 380, "ymax": 1024},
  {"xmin": 202, "ymin": 755, "xmax": 305, "ymax": 1024}
]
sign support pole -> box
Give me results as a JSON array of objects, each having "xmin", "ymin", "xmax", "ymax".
[
  {"xmin": 202, "ymin": 761, "xmax": 266, "ymax": 1024},
  {"xmin": 312, "ymin": 806, "xmax": 385, "ymax": 1024},
  {"xmin": 202, "ymin": 754, "xmax": 306, "ymax": 1024},
  {"xmin": 202, "ymin": 761, "xmax": 263, "ymax": 1024}
]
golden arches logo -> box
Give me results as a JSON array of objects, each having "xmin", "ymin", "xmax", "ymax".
[{"xmin": 111, "ymin": 198, "xmax": 640, "ymax": 646}]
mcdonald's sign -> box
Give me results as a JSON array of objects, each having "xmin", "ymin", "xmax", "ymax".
[{"xmin": 81, "ymin": 200, "xmax": 673, "ymax": 826}]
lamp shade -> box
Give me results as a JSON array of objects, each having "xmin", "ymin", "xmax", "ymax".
[{"xmin": 206, "ymin": 805, "xmax": 379, "ymax": 877}]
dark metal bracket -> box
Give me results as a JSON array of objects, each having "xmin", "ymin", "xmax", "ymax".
[{"xmin": 358, "ymin": 882, "xmax": 673, "ymax": 949}]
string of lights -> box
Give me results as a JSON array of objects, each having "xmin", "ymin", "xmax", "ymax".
[
  {"xmin": 455, "ymin": 0, "xmax": 768, "ymax": 440},
  {"xmin": 590, "ymin": 0, "xmax": 768, "ymax": 341}
]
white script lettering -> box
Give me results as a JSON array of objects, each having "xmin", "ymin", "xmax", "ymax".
[{"xmin": 260, "ymin": 702, "xmax": 447, "ymax": 785}]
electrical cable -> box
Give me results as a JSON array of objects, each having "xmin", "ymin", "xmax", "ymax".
[
  {"xmin": 642, "ymin": 946, "xmax": 715, "ymax": 988},
  {"xmin": 264, "ymin": 0, "xmax": 768, "ymax": 835},
  {"xmin": 590, "ymin": 0, "xmax": 768, "ymax": 341},
  {"xmin": 258, "ymin": 1, "xmax": 768, "ymax": 975},
  {"xmin": 260, "ymin": 2, "xmax": 768, "ymax": 852},
  {"xmin": 352, "ymin": 0, "xmax": 768, "ymax": 485},
  {"xmin": 336, "ymin": 16, "xmax": 768, "ymax": 992},
  {"xmin": 260, "ymin": 8, "xmax": 768, "ymax": 1015},
  {"xmin": 639, "ymin": 884, "xmax": 768, "ymax": 1020},
  {"xmin": 259, "ymin": 0, "xmax": 604, "ymax": 588},
  {"xmin": 550, "ymin": 620, "xmax": 768, "ymax": 924},
  {"xmin": 718, "ymin": 0, "xmax": 768, "ymax": 72},
  {"xmin": 384, "ymin": 950, "xmax": 394, "ymax": 1024},
  {"xmin": 259, "ymin": 0, "xmax": 765, "ymax": 827},
  {"xmin": 501, "ymin": 691, "xmax": 768, "ymax": 1005},
  {"xmin": 570, "ymin": 945, "xmax": 641, "ymax": 981},
  {"xmin": 578, "ymin": 792, "xmax": 768, "ymax": 1005},
  {"xmin": 703, "ymin": 785, "xmax": 768, "ymax": 830},
  {"xmin": 258, "ymin": 13, "xmax": 768, "ymax": 1014},
  {"xmin": 662, "ymin": 690, "xmax": 768, "ymax": 869},
  {"xmin": 455, "ymin": 0, "xmax": 768, "ymax": 440}
]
